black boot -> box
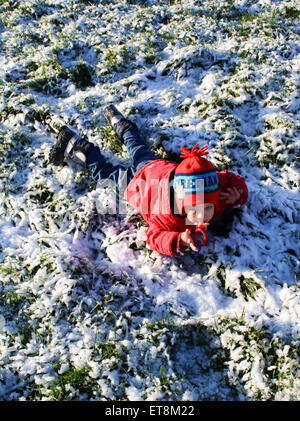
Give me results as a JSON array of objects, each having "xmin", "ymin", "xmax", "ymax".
[
  {"xmin": 103, "ymin": 104, "xmax": 137, "ymax": 141},
  {"xmin": 103, "ymin": 104, "xmax": 125, "ymax": 126},
  {"xmin": 49, "ymin": 126, "xmax": 93, "ymax": 166}
]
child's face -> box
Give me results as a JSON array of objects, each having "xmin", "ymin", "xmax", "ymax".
[{"xmin": 185, "ymin": 203, "xmax": 215, "ymax": 225}]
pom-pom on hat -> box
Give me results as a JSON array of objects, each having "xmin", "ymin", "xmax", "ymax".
[{"xmin": 173, "ymin": 144, "xmax": 220, "ymax": 215}]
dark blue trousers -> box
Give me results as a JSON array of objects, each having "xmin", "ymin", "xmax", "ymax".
[{"xmin": 85, "ymin": 123, "xmax": 158, "ymax": 187}]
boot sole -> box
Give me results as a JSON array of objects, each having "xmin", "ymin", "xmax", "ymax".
[
  {"xmin": 49, "ymin": 126, "xmax": 74, "ymax": 165},
  {"xmin": 103, "ymin": 104, "xmax": 124, "ymax": 125}
]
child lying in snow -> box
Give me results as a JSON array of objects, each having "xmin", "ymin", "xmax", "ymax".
[{"xmin": 49, "ymin": 104, "xmax": 248, "ymax": 257}]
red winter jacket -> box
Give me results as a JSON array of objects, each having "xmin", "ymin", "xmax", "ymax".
[{"xmin": 124, "ymin": 159, "xmax": 248, "ymax": 256}]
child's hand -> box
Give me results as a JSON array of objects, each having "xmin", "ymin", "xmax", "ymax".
[
  {"xmin": 180, "ymin": 229, "xmax": 198, "ymax": 252},
  {"xmin": 219, "ymin": 187, "xmax": 241, "ymax": 205}
]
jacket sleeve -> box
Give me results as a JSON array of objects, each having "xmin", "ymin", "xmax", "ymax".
[
  {"xmin": 219, "ymin": 170, "xmax": 248, "ymax": 207},
  {"xmin": 146, "ymin": 223, "xmax": 186, "ymax": 256}
]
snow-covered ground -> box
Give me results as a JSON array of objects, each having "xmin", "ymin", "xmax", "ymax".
[{"xmin": 0, "ymin": 0, "xmax": 299, "ymax": 401}]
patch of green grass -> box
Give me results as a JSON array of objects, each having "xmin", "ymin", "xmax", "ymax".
[
  {"xmin": 70, "ymin": 60, "xmax": 94, "ymax": 89},
  {"xmin": 104, "ymin": 49, "xmax": 119, "ymax": 70},
  {"xmin": 27, "ymin": 183, "xmax": 54, "ymax": 205},
  {"xmin": 141, "ymin": 40, "xmax": 160, "ymax": 65},
  {"xmin": 102, "ymin": 125, "xmax": 123, "ymax": 155},
  {"xmin": 239, "ymin": 275, "xmax": 263, "ymax": 301},
  {"xmin": 151, "ymin": 144, "xmax": 181, "ymax": 162},
  {"xmin": 0, "ymin": 104, "xmax": 19, "ymax": 123},
  {"xmin": 214, "ymin": 314, "xmax": 300, "ymax": 400},
  {"xmin": 169, "ymin": 0, "xmax": 183, "ymax": 5},
  {"xmin": 15, "ymin": 320, "xmax": 33, "ymax": 347},
  {"xmin": 0, "ymin": 282, "xmax": 24, "ymax": 309},
  {"xmin": 214, "ymin": 147, "xmax": 234, "ymax": 170},
  {"xmin": 0, "ymin": 129, "xmax": 33, "ymax": 177},
  {"xmin": 22, "ymin": 52, "xmax": 69, "ymax": 94},
  {"xmin": 284, "ymin": 6, "xmax": 300, "ymax": 19},
  {"xmin": 30, "ymin": 366, "xmax": 97, "ymax": 401},
  {"xmin": 265, "ymin": 117, "xmax": 293, "ymax": 130},
  {"xmin": 238, "ymin": 12, "xmax": 257, "ymax": 24},
  {"xmin": 256, "ymin": 136, "xmax": 286, "ymax": 168},
  {"xmin": 27, "ymin": 104, "xmax": 52, "ymax": 125},
  {"xmin": 102, "ymin": 44, "xmax": 136, "ymax": 73}
]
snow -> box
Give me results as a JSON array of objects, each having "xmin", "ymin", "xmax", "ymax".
[{"xmin": 0, "ymin": 0, "xmax": 299, "ymax": 402}]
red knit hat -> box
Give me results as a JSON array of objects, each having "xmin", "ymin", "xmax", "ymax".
[{"xmin": 173, "ymin": 144, "xmax": 220, "ymax": 215}]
